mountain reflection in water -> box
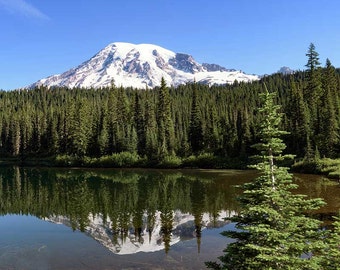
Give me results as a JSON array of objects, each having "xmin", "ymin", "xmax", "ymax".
[{"xmin": 0, "ymin": 167, "xmax": 246, "ymax": 255}]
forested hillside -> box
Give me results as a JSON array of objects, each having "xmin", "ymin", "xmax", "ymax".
[{"xmin": 1, "ymin": 44, "xmax": 339, "ymax": 167}]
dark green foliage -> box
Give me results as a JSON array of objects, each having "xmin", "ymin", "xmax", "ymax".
[
  {"xmin": 318, "ymin": 59, "xmax": 339, "ymax": 157},
  {"xmin": 0, "ymin": 43, "xmax": 339, "ymax": 164},
  {"xmin": 206, "ymin": 89, "xmax": 328, "ymax": 270},
  {"xmin": 157, "ymin": 77, "xmax": 175, "ymax": 158},
  {"xmin": 0, "ymin": 166, "xmax": 242, "ymax": 253},
  {"xmin": 188, "ymin": 82, "xmax": 203, "ymax": 154},
  {"xmin": 292, "ymin": 158, "xmax": 340, "ymax": 179},
  {"xmin": 305, "ymin": 43, "xmax": 322, "ymax": 106},
  {"xmin": 134, "ymin": 92, "xmax": 146, "ymax": 155},
  {"xmin": 285, "ymin": 81, "xmax": 311, "ymax": 157},
  {"xmin": 320, "ymin": 216, "xmax": 340, "ymax": 269},
  {"xmin": 304, "ymin": 43, "xmax": 324, "ymax": 157}
]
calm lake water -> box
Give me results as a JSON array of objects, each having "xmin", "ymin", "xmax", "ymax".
[{"xmin": 0, "ymin": 167, "xmax": 339, "ymax": 270}]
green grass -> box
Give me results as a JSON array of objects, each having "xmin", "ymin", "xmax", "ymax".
[
  {"xmin": 50, "ymin": 153, "xmax": 248, "ymax": 169},
  {"xmin": 292, "ymin": 158, "xmax": 340, "ymax": 179}
]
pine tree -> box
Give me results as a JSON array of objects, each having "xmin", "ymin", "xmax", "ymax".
[
  {"xmin": 205, "ymin": 105, "xmax": 220, "ymax": 153},
  {"xmin": 206, "ymin": 88, "xmax": 326, "ymax": 270},
  {"xmin": 236, "ymin": 108, "xmax": 252, "ymax": 159},
  {"xmin": 10, "ymin": 117, "xmax": 21, "ymax": 156},
  {"xmin": 188, "ymin": 82, "xmax": 203, "ymax": 154},
  {"xmin": 134, "ymin": 92, "xmax": 146, "ymax": 155},
  {"xmin": 70, "ymin": 98, "xmax": 92, "ymax": 156},
  {"xmin": 286, "ymin": 81, "xmax": 311, "ymax": 157},
  {"xmin": 46, "ymin": 115, "xmax": 59, "ymax": 155},
  {"xmin": 98, "ymin": 112, "xmax": 109, "ymax": 156},
  {"xmin": 305, "ymin": 43, "xmax": 322, "ymax": 106},
  {"xmin": 320, "ymin": 216, "xmax": 340, "ymax": 269},
  {"xmin": 115, "ymin": 86, "xmax": 130, "ymax": 152},
  {"xmin": 157, "ymin": 77, "xmax": 175, "ymax": 158},
  {"xmin": 304, "ymin": 43, "xmax": 322, "ymax": 153},
  {"xmin": 318, "ymin": 59, "xmax": 339, "ymax": 157},
  {"xmin": 107, "ymin": 82, "xmax": 118, "ymax": 154},
  {"xmin": 144, "ymin": 91, "xmax": 158, "ymax": 161}
]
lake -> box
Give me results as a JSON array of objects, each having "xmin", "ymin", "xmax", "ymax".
[{"xmin": 0, "ymin": 167, "xmax": 339, "ymax": 269}]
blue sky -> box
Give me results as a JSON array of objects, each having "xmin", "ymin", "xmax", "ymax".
[{"xmin": 0, "ymin": 0, "xmax": 339, "ymax": 90}]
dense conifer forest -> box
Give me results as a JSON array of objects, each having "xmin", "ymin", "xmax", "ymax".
[{"xmin": 1, "ymin": 44, "xmax": 339, "ymax": 167}]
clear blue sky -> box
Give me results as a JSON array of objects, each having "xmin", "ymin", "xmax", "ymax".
[{"xmin": 1, "ymin": 0, "xmax": 339, "ymax": 90}]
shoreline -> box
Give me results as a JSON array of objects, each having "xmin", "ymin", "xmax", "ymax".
[{"xmin": 1, "ymin": 155, "xmax": 340, "ymax": 180}]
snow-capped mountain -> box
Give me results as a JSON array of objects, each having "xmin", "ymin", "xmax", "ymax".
[
  {"xmin": 30, "ymin": 42, "xmax": 259, "ymax": 89},
  {"xmin": 45, "ymin": 210, "xmax": 235, "ymax": 255}
]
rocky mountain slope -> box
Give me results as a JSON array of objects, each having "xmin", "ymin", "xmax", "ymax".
[
  {"xmin": 30, "ymin": 42, "xmax": 259, "ymax": 89},
  {"xmin": 46, "ymin": 210, "xmax": 234, "ymax": 255}
]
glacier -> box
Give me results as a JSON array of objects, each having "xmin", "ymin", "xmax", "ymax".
[
  {"xmin": 45, "ymin": 210, "xmax": 235, "ymax": 255},
  {"xmin": 29, "ymin": 42, "xmax": 259, "ymax": 89}
]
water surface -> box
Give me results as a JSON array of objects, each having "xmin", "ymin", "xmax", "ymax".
[{"xmin": 0, "ymin": 167, "xmax": 339, "ymax": 269}]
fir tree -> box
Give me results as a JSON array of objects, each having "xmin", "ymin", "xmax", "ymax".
[
  {"xmin": 134, "ymin": 92, "xmax": 145, "ymax": 155},
  {"xmin": 206, "ymin": 88, "xmax": 326, "ymax": 270},
  {"xmin": 98, "ymin": 105, "xmax": 109, "ymax": 156},
  {"xmin": 157, "ymin": 77, "xmax": 175, "ymax": 158},
  {"xmin": 69, "ymin": 98, "xmax": 92, "ymax": 156},
  {"xmin": 115, "ymin": 86, "xmax": 130, "ymax": 152},
  {"xmin": 304, "ymin": 43, "xmax": 322, "ymax": 152},
  {"xmin": 318, "ymin": 59, "xmax": 339, "ymax": 157},
  {"xmin": 188, "ymin": 82, "xmax": 203, "ymax": 154},
  {"xmin": 10, "ymin": 117, "xmax": 21, "ymax": 156},
  {"xmin": 286, "ymin": 81, "xmax": 311, "ymax": 158},
  {"xmin": 144, "ymin": 90, "xmax": 158, "ymax": 161},
  {"xmin": 320, "ymin": 216, "xmax": 340, "ymax": 269},
  {"xmin": 107, "ymin": 82, "xmax": 118, "ymax": 154},
  {"xmin": 205, "ymin": 105, "xmax": 220, "ymax": 153}
]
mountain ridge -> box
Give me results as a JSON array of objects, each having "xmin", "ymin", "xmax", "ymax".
[
  {"xmin": 29, "ymin": 42, "xmax": 259, "ymax": 89},
  {"xmin": 46, "ymin": 210, "xmax": 233, "ymax": 255}
]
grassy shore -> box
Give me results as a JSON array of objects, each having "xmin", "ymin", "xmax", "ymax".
[
  {"xmin": 292, "ymin": 158, "xmax": 340, "ymax": 179},
  {"xmin": 53, "ymin": 153, "xmax": 248, "ymax": 169},
  {"xmin": 2, "ymin": 154, "xmax": 340, "ymax": 179},
  {"xmin": 0, "ymin": 152, "xmax": 248, "ymax": 169}
]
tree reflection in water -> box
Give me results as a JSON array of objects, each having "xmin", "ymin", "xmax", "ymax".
[{"xmin": 0, "ymin": 167, "xmax": 241, "ymax": 254}]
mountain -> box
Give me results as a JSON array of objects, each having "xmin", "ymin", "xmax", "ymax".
[
  {"xmin": 277, "ymin": 66, "xmax": 295, "ymax": 75},
  {"xmin": 29, "ymin": 42, "xmax": 259, "ymax": 89},
  {"xmin": 46, "ymin": 210, "xmax": 234, "ymax": 255}
]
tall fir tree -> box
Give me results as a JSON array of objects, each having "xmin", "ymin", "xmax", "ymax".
[
  {"xmin": 206, "ymin": 88, "xmax": 326, "ymax": 270},
  {"xmin": 320, "ymin": 216, "xmax": 340, "ymax": 269},
  {"xmin": 134, "ymin": 92, "xmax": 146, "ymax": 155},
  {"xmin": 107, "ymin": 81, "xmax": 118, "ymax": 154},
  {"xmin": 10, "ymin": 117, "xmax": 21, "ymax": 156},
  {"xmin": 304, "ymin": 43, "xmax": 322, "ymax": 155},
  {"xmin": 188, "ymin": 82, "xmax": 203, "ymax": 154},
  {"xmin": 318, "ymin": 59, "xmax": 339, "ymax": 157},
  {"xmin": 144, "ymin": 90, "xmax": 158, "ymax": 161},
  {"xmin": 97, "ymin": 104, "xmax": 109, "ymax": 156},
  {"xmin": 70, "ymin": 98, "xmax": 92, "ymax": 156},
  {"xmin": 157, "ymin": 77, "xmax": 175, "ymax": 158},
  {"xmin": 115, "ymin": 86, "xmax": 130, "ymax": 152},
  {"xmin": 286, "ymin": 81, "xmax": 311, "ymax": 157}
]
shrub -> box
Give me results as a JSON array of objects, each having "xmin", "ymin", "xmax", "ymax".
[
  {"xmin": 54, "ymin": 155, "xmax": 79, "ymax": 166},
  {"xmin": 157, "ymin": 155, "xmax": 182, "ymax": 168},
  {"xmin": 292, "ymin": 158, "xmax": 340, "ymax": 179},
  {"xmin": 97, "ymin": 152, "xmax": 141, "ymax": 168}
]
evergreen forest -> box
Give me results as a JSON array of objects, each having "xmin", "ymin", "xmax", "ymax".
[
  {"xmin": 206, "ymin": 79, "xmax": 340, "ymax": 270},
  {"xmin": 0, "ymin": 44, "xmax": 339, "ymax": 168}
]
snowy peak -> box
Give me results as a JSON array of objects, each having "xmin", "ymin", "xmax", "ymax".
[
  {"xmin": 46, "ymin": 210, "xmax": 234, "ymax": 255},
  {"xmin": 30, "ymin": 42, "xmax": 259, "ymax": 89}
]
